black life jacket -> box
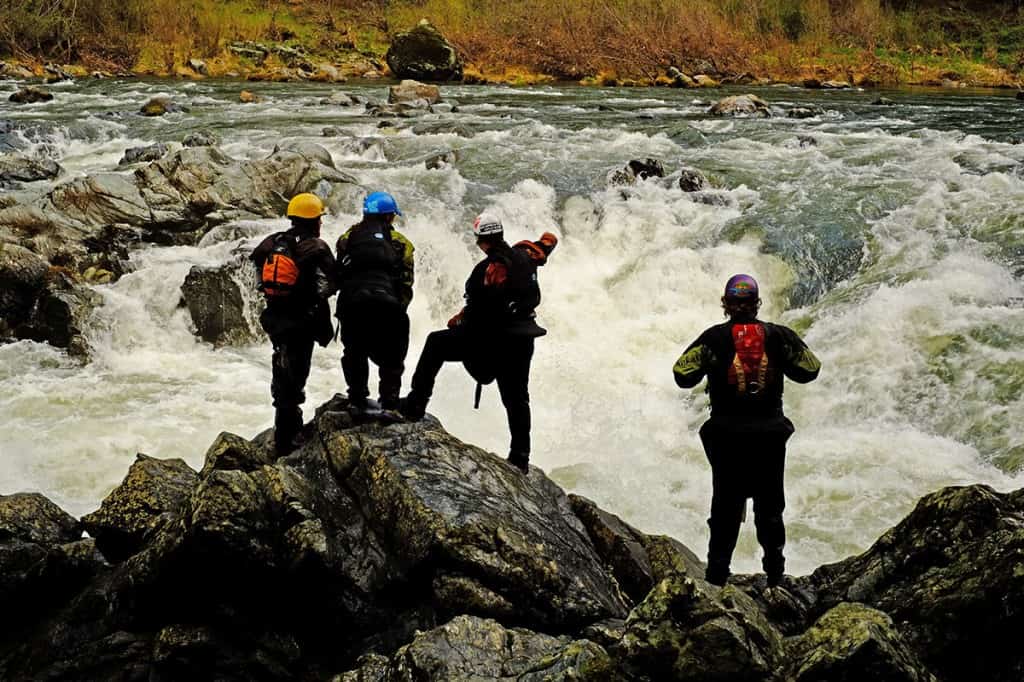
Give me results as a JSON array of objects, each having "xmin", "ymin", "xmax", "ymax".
[{"xmin": 338, "ymin": 224, "xmax": 400, "ymax": 310}]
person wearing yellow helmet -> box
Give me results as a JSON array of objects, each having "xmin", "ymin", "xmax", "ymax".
[{"xmin": 250, "ymin": 192, "xmax": 337, "ymax": 456}]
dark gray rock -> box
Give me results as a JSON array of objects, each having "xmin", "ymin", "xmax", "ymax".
[
  {"xmin": 140, "ymin": 96, "xmax": 183, "ymax": 117},
  {"xmin": 709, "ymin": 94, "xmax": 771, "ymax": 118},
  {"xmin": 810, "ymin": 485, "xmax": 1024, "ymax": 682},
  {"xmin": 82, "ymin": 454, "xmax": 197, "ymax": 562},
  {"xmin": 9, "ymin": 86, "xmax": 53, "ymax": 104},
  {"xmin": 385, "ymin": 20, "xmax": 463, "ymax": 82},
  {"xmin": 787, "ymin": 602, "xmax": 937, "ymax": 682},
  {"xmin": 7, "ymin": 267, "xmax": 101, "ymax": 356},
  {"xmin": 319, "ymin": 92, "xmax": 356, "ymax": 107},
  {"xmin": 608, "ymin": 158, "xmax": 665, "ymax": 186},
  {"xmin": 118, "ymin": 143, "xmax": 170, "ymax": 166},
  {"xmin": 321, "ymin": 126, "xmax": 344, "ymax": 137},
  {"xmin": 1016, "ymin": 91, "xmax": 1024, "ymax": 101},
  {"xmin": 0, "ymin": 243, "xmax": 49, "ymax": 332},
  {"xmin": 873, "ymin": 97, "xmax": 896, "ymax": 106},
  {"xmin": 678, "ymin": 167, "xmax": 707, "ymax": 192},
  {"xmin": 182, "ymin": 130, "xmax": 218, "ymax": 147},
  {"xmin": 0, "ymin": 154, "xmax": 62, "ymax": 185},
  {"xmin": 798, "ymin": 135, "xmax": 819, "ymax": 148},
  {"xmin": 788, "ymin": 107, "xmax": 821, "ymax": 119},
  {"xmin": 180, "ymin": 253, "xmax": 259, "ymax": 346}
]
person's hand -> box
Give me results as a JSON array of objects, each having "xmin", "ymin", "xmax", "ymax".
[{"xmin": 447, "ymin": 310, "xmax": 465, "ymax": 328}]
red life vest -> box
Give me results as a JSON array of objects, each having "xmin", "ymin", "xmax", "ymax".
[{"xmin": 727, "ymin": 323, "xmax": 769, "ymax": 395}]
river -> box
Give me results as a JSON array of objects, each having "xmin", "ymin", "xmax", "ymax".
[{"xmin": 2, "ymin": 77, "xmax": 1023, "ymax": 575}]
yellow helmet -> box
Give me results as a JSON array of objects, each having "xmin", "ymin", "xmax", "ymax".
[{"xmin": 286, "ymin": 193, "xmax": 325, "ymax": 219}]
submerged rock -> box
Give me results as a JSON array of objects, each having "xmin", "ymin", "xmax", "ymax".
[
  {"xmin": 425, "ymin": 150, "xmax": 457, "ymax": 169},
  {"xmin": 708, "ymin": 94, "xmax": 771, "ymax": 118},
  {"xmin": 788, "ymin": 107, "xmax": 821, "ymax": 119},
  {"xmin": 385, "ymin": 20, "xmax": 462, "ymax": 82}
]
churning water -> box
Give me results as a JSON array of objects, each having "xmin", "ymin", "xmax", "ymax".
[{"xmin": 2, "ymin": 77, "xmax": 1023, "ymax": 574}]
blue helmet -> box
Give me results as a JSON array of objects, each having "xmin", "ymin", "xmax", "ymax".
[{"xmin": 363, "ymin": 191, "xmax": 402, "ymax": 216}]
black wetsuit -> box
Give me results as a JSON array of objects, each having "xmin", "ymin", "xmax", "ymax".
[
  {"xmin": 251, "ymin": 227, "xmax": 335, "ymax": 454},
  {"xmin": 335, "ymin": 218, "xmax": 414, "ymax": 410},
  {"xmin": 673, "ymin": 316, "xmax": 820, "ymax": 581},
  {"xmin": 408, "ymin": 239, "xmax": 548, "ymax": 459}
]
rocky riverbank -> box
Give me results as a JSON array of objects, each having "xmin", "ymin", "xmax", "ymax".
[{"xmin": 1, "ymin": 394, "xmax": 1021, "ymax": 681}]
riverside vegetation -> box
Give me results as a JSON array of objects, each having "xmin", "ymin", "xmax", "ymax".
[{"xmin": 1, "ymin": 0, "xmax": 1023, "ymax": 87}]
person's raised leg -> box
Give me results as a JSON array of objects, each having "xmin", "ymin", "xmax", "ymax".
[{"xmin": 401, "ymin": 327, "xmax": 466, "ymax": 420}]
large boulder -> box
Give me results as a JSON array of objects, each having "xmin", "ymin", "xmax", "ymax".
[
  {"xmin": 337, "ymin": 615, "xmax": 613, "ymax": 681},
  {"xmin": 118, "ymin": 143, "xmax": 169, "ymax": 166},
  {"xmin": 180, "ymin": 252, "xmax": 260, "ymax": 346},
  {"xmin": 810, "ymin": 485, "xmax": 1024, "ymax": 682},
  {"xmin": 9, "ymin": 86, "xmax": 53, "ymax": 104},
  {"xmin": 787, "ymin": 602, "xmax": 937, "ymax": 682},
  {"xmin": 81, "ymin": 454, "xmax": 198, "ymax": 562},
  {"xmin": 708, "ymin": 94, "xmax": 771, "ymax": 118},
  {"xmin": 607, "ymin": 158, "xmax": 666, "ymax": 186},
  {"xmin": 0, "ymin": 154, "xmax": 63, "ymax": 186},
  {"xmin": 620, "ymin": 575, "xmax": 784, "ymax": 680},
  {"xmin": 140, "ymin": 96, "xmax": 184, "ymax": 117},
  {"xmin": 385, "ymin": 20, "xmax": 463, "ymax": 82},
  {"xmin": 0, "ymin": 242, "xmax": 50, "ymax": 333}
]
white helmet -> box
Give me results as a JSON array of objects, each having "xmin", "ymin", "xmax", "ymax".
[{"xmin": 472, "ymin": 213, "xmax": 503, "ymax": 237}]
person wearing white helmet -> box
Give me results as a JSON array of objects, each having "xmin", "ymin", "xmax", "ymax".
[
  {"xmin": 400, "ymin": 213, "xmax": 558, "ymax": 473},
  {"xmin": 250, "ymin": 193, "xmax": 337, "ymax": 456}
]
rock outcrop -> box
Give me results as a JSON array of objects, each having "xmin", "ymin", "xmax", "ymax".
[
  {"xmin": 0, "ymin": 400, "xmax": 1020, "ymax": 681},
  {"xmin": 180, "ymin": 252, "xmax": 261, "ymax": 346},
  {"xmin": 0, "ymin": 154, "xmax": 63, "ymax": 186},
  {"xmin": 385, "ymin": 20, "xmax": 463, "ymax": 82}
]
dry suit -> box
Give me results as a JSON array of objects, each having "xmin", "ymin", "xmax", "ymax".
[
  {"xmin": 335, "ymin": 217, "xmax": 414, "ymax": 410},
  {"xmin": 406, "ymin": 236, "xmax": 554, "ymax": 462},
  {"xmin": 673, "ymin": 316, "xmax": 820, "ymax": 583},
  {"xmin": 251, "ymin": 226, "xmax": 336, "ymax": 455}
]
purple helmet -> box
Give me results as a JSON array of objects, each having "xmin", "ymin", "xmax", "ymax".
[{"xmin": 724, "ymin": 274, "xmax": 759, "ymax": 300}]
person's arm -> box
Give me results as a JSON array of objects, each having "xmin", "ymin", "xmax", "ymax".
[
  {"xmin": 777, "ymin": 326, "xmax": 821, "ymax": 383},
  {"xmin": 392, "ymin": 231, "xmax": 415, "ymax": 307},
  {"xmin": 673, "ymin": 331, "xmax": 715, "ymax": 388},
  {"xmin": 313, "ymin": 240, "xmax": 337, "ymax": 299}
]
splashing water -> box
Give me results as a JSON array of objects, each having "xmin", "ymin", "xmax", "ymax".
[{"xmin": 2, "ymin": 78, "xmax": 1023, "ymax": 574}]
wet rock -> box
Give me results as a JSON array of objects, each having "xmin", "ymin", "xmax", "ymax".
[
  {"xmin": 180, "ymin": 253, "xmax": 259, "ymax": 346},
  {"xmin": 570, "ymin": 494, "xmax": 703, "ymax": 605},
  {"xmin": 322, "ymin": 126, "xmax": 345, "ymax": 137},
  {"xmin": 709, "ymin": 94, "xmax": 771, "ymax": 117},
  {"xmin": 608, "ymin": 158, "xmax": 665, "ymax": 186},
  {"xmin": 621, "ymin": 575, "xmax": 784, "ymax": 680},
  {"xmin": 118, "ymin": 142, "xmax": 169, "ymax": 166},
  {"xmin": 338, "ymin": 615, "xmax": 614, "ymax": 681},
  {"xmin": 385, "ymin": 20, "xmax": 463, "ymax": 82},
  {"xmin": 187, "ymin": 58, "xmax": 208, "ymax": 76},
  {"xmin": 0, "ymin": 154, "xmax": 62, "ymax": 185},
  {"xmin": 873, "ymin": 97, "xmax": 896, "ymax": 106},
  {"xmin": 182, "ymin": 130, "xmax": 218, "ymax": 147},
  {"xmin": 82, "ymin": 454, "xmax": 198, "ymax": 562},
  {"xmin": 788, "ymin": 107, "xmax": 821, "ymax": 119},
  {"xmin": 666, "ymin": 67, "xmax": 696, "ymax": 88},
  {"xmin": 693, "ymin": 74, "xmax": 719, "ymax": 87},
  {"xmin": 17, "ymin": 271, "xmax": 101, "ymax": 355},
  {"xmin": 0, "ymin": 61, "xmax": 35, "ymax": 79},
  {"xmin": 200, "ymin": 432, "xmax": 274, "ymax": 477},
  {"xmin": 0, "ymin": 243, "xmax": 49, "ymax": 331},
  {"xmin": 0, "ymin": 492, "xmax": 80, "ymax": 548},
  {"xmin": 9, "ymin": 86, "xmax": 53, "ymax": 104},
  {"xmin": 425, "ymin": 150, "xmax": 457, "ymax": 169},
  {"xmin": 1016, "ymin": 91, "xmax": 1024, "ymax": 101},
  {"xmin": 140, "ymin": 96, "xmax": 183, "ymax": 116},
  {"xmin": 388, "ymin": 79, "xmax": 442, "ymax": 105},
  {"xmin": 312, "ymin": 63, "xmax": 346, "ymax": 83},
  {"xmin": 678, "ymin": 167, "xmax": 707, "ymax": 192},
  {"xmin": 822, "ymin": 80, "xmax": 851, "ymax": 89},
  {"xmin": 810, "ymin": 485, "xmax": 1024, "ymax": 682},
  {"xmin": 787, "ymin": 602, "xmax": 937, "ymax": 682},
  {"xmin": 803, "ymin": 78, "xmax": 823, "ymax": 89},
  {"xmin": 798, "ymin": 135, "xmax": 819, "ymax": 148},
  {"xmin": 239, "ymin": 90, "xmax": 260, "ymax": 103},
  {"xmin": 43, "ymin": 64, "xmax": 74, "ymax": 83}
]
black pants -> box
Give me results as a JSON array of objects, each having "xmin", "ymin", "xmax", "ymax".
[
  {"xmin": 410, "ymin": 327, "xmax": 534, "ymax": 456},
  {"xmin": 270, "ymin": 330, "xmax": 315, "ymax": 453},
  {"xmin": 339, "ymin": 304, "xmax": 409, "ymax": 409},
  {"xmin": 699, "ymin": 419, "xmax": 792, "ymax": 576}
]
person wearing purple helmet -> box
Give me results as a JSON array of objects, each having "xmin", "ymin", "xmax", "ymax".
[{"xmin": 673, "ymin": 274, "xmax": 820, "ymax": 587}]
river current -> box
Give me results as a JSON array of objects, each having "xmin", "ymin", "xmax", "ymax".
[{"xmin": 2, "ymin": 77, "xmax": 1023, "ymax": 574}]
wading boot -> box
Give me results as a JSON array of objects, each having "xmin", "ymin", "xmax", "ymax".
[
  {"xmin": 398, "ymin": 393, "xmax": 427, "ymax": 421},
  {"xmin": 506, "ymin": 451, "xmax": 529, "ymax": 474}
]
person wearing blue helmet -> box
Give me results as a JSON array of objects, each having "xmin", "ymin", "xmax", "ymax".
[
  {"xmin": 673, "ymin": 274, "xmax": 821, "ymax": 588},
  {"xmin": 334, "ymin": 191, "xmax": 415, "ymax": 414}
]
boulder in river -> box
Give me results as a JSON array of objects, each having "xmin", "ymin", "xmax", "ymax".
[
  {"xmin": 709, "ymin": 94, "xmax": 772, "ymax": 118},
  {"xmin": 182, "ymin": 130, "xmax": 218, "ymax": 147},
  {"xmin": 873, "ymin": 97, "xmax": 896, "ymax": 106},
  {"xmin": 1015, "ymin": 91, "xmax": 1024, "ymax": 101},
  {"xmin": 608, "ymin": 158, "xmax": 666, "ymax": 186},
  {"xmin": 385, "ymin": 20, "xmax": 463, "ymax": 82},
  {"xmin": 239, "ymin": 90, "xmax": 260, "ymax": 104},
  {"xmin": 678, "ymin": 167, "xmax": 708, "ymax": 192},
  {"xmin": 388, "ymin": 79, "xmax": 442, "ymax": 105},
  {"xmin": 140, "ymin": 96, "xmax": 183, "ymax": 117},
  {"xmin": 787, "ymin": 107, "xmax": 821, "ymax": 119},
  {"xmin": 180, "ymin": 252, "xmax": 260, "ymax": 346},
  {"xmin": 0, "ymin": 154, "xmax": 62, "ymax": 186},
  {"xmin": 118, "ymin": 142, "xmax": 170, "ymax": 166},
  {"xmin": 9, "ymin": 87, "xmax": 53, "ymax": 104}
]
